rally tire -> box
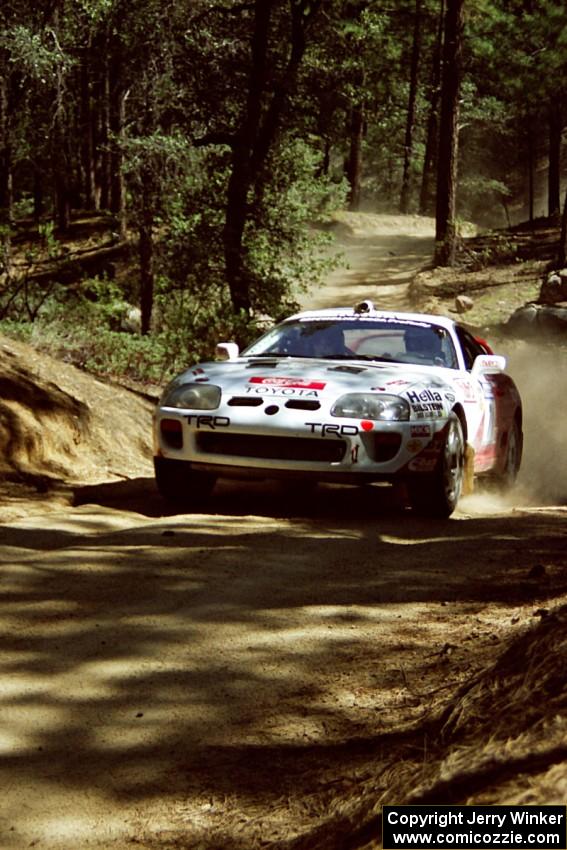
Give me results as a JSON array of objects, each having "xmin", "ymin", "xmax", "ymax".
[
  {"xmin": 495, "ymin": 417, "xmax": 523, "ymax": 490},
  {"xmin": 154, "ymin": 457, "xmax": 215, "ymax": 508},
  {"xmin": 408, "ymin": 412, "xmax": 465, "ymax": 518}
]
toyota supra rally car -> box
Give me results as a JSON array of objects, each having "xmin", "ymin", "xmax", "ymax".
[{"xmin": 153, "ymin": 301, "xmax": 523, "ymax": 517}]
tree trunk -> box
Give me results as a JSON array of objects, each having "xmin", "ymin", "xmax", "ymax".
[
  {"xmin": 548, "ymin": 99, "xmax": 562, "ymax": 219},
  {"xmin": 80, "ymin": 48, "xmax": 97, "ymax": 210},
  {"xmin": 346, "ymin": 101, "xmax": 364, "ymax": 211},
  {"xmin": 33, "ymin": 168, "xmax": 44, "ymax": 222},
  {"xmin": 0, "ymin": 74, "xmax": 12, "ymax": 278},
  {"xmin": 223, "ymin": 0, "xmax": 321, "ymax": 315},
  {"xmin": 53, "ymin": 124, "xmax": 71, "ymax": 232},
  {"xmin": 99, "ymin": 48, "xmax": 111, "ymax": 211},
  {"xmin": 139, "ymin": 185, "xmax": 154, "ymax": 335},
  {"xmin": 558, "ymin": 188, "xmax": 567, "ymax": 267},
  {"xmin": 52, "ymin": 6, "xmax": 71, "ymax": 231},
  {"xmin": 109, "ymin": 62, "xmax": 127, "ymax": 239},
  {"xmin": 400, "ymin": 0, "xmax": 422, "ymax": 215},
  {"xmin": 419, "ymin": 0, "xmax": 444, "ymax": 216},
  {"xmin": 321, "ymin": 136, "xmax": 331, "ymax": 176},
  {"xmin": 224, "ymin": 0, "xmax": 273, "ymax": 316},
  {"xmin": 526, "ymin": 118, "xmax": 535, "ymax": 224},
  {"xmin": 434, "ymin": 0, "xmax": 464, "ymax": 267}
]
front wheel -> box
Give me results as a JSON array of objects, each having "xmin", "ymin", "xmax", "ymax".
[
  {"xmin": 154, "ymin": 457, "xmax": 215, "ymax": 509},
  {"xmin": 408, "ymin": 413, "xmax": 465, "ymax": 518}
]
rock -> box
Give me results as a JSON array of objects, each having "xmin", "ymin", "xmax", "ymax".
[
  {"xmin": 455, "ymin": 294, "xmax": 474, "ymax": 313},
  {"xmin": 506, "ymin": 302, "xmax": 567, "ymax": 335},
  {"xmin": 506, "ymin": 304, "xmax": 539, "ymax": 333},
  {"xmin": 120, "ymin": 305, "xmax": 142, "ymax": 334},
  {"xmin": 539, "ymin": 269, "xmax": 567, "ymax": 304}
]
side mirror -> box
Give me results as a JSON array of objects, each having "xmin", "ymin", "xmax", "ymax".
[
  {"xmin": 216, "ymin": 342, "xmax": 240, "ymax": 361},
  {"xmin": 471, "ymin": 353, "xmax": 506, "ymax": 375}
]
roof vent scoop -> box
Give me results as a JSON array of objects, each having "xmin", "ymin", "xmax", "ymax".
[{"xmin": 354, "ymin": 300, "xmax": 374, "ymax": 314}]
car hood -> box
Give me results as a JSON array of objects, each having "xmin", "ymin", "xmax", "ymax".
[{"xmin": 168, "ymin": 356, "xmax": 454, "ymax": 400}]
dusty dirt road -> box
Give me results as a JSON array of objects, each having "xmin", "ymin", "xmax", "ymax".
[{"xmin": 1, "ymin": 214, "xmax": 566, "ymax": 850}]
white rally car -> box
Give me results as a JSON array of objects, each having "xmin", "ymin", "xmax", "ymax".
[{"xmin": 153, "ymin": 301, "xmax": 523, "ymax": 517}]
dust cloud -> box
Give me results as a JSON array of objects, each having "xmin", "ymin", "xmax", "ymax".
[
  {"xmin": 503, "ymin": 338, "xmax": 567, "ymax": 506},
  {"xmin": 459, "ymin": 338, "xmax": 567, "ymax": 515}
]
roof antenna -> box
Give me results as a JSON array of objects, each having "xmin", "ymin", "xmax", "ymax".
[{"xmin": 354, "ymin": 300, "xmax": 374, "ymax": 314}]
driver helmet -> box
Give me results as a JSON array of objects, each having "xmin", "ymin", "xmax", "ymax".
[{"xmin": 313, "ymin": 325, "xmax": 346, "ymax": 355}]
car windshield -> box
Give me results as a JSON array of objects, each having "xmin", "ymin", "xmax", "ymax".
[{"xmin": 243, "ymin": 318, "xmax": 458, "ymax": 368}]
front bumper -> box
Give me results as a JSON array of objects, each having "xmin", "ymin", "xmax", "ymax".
[{"xmin": 154, "ymin": 405, "xmax": 447, "ymax": 482}]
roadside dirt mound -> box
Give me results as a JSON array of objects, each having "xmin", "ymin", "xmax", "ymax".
[
  {"xmin": 263, "ymin": 601, "xmax": 567, "ymax": 850},
  {"xmin": 410, "ymin": 605, "xmax": 567, "ymax": 807},
  {"xmin": 0, "ymin": 334, "xmax": 154, "ymax": 517}
]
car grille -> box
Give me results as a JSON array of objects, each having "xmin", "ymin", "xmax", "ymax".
[{"xmin": 196, "ymin": 432, "xmax": 347, "ymax": 463}]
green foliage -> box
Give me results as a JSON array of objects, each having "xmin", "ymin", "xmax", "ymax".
[
  {"xmin": 2, "ymin": 0, "xmax": 566, "ymax": 354},
  {"xmin": 1, "ymin": 276, "xmax": 171, "ymax": 384},
  {"xmin": 1, "ymin": 24, "xmax": 68, "ymax": 82},
  {"xmin": 125, "ymin": 130, "xmax": 346, "ymax": 334},
  {"xmin": 244, "ymin": 138, "xmax": 348, "ymax": 317}
]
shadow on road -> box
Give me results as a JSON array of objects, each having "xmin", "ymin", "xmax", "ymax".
[{"xmin": 72, "ymin": 476, "xmax": 412, "ymax": 520}]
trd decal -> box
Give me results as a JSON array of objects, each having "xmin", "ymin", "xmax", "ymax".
[
  {"xmin": 250, "ymin": 377, "xmax": 326, "ymax": 389},
  {"xmin": 306, "ymin": 422, "xmax": 359, "ymax": 437},
  {"xmin": 186, "ymin": 415, "xmax": 230, "ymax": 429}
]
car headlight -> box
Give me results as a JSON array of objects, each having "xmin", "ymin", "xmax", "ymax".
[
  {"xmin": 331, "ymin": 393, "xmax": 410, "ymax": 421},
  {"xmin": 160, "ymin": 382, "xmax": 221, "ymax": 410}
]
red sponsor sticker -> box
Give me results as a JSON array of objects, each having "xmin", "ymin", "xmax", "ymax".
[{"xmin": 249, "ymin": 377, "xmax": 326, "ymax": 389}]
